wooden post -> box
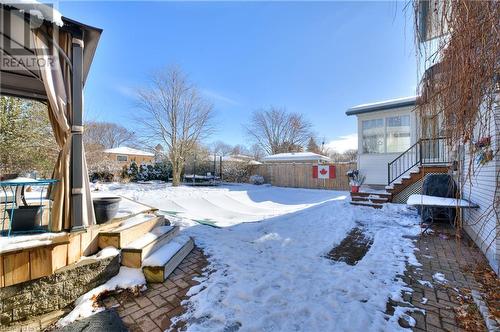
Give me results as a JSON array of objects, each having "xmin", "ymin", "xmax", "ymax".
[{"xmin": 71, "ymin": 35, "xmax": 84, "ymax": 231}]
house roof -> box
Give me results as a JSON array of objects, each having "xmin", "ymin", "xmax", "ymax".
[
  {"xmin": 209, "ymin": 154, "xmax": 262, "ymax": 164},
  {"xmin": 103, "ymin": 147, "xmax": 154, "ymax": 157},
  {"xmin": 345, "ymin": 96, "xmax": 417, "ymax": 116},
  {"xmin": 262, "ymin": 152, "xmax": 331, "ymax": 163},
  {"xmin": 0, "ymin": 2, "xmax": 102, "ymax": 100}
]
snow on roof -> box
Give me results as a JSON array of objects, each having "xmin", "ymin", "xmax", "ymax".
[
  {"xmin": 262, "ymin": 152, "xmax": 331, "ymax": 162},
  {"xmin": 346, "ymin": 96, "xmax": 417, "ymax": 116},
  {"xmin": 209, "ymin": 154, "xmax": 260, "ymax": 164},
  {"xmin": 1, "ymin": 0, "xmax": 64, "ymax": 27},
  {"xmin": 103, "ymin": 146, "xmax": 154, "ymax": 157}
]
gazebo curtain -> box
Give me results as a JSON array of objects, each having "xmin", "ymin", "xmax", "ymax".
[{"xmin": 33, "ymin": 28, "xmax": 95, "ymax": 231}]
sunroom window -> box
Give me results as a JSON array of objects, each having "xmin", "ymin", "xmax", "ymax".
[
  {"xmin": 362, "ymin": 119, "xmax": 385, "ymax": 153},
  {"xmin": 386, "ymin": 115, "xmax": 410, "ymax": 153},
  {"xmin": 361, "ymin": 115, "xmax": 411, "ymax": 154}
]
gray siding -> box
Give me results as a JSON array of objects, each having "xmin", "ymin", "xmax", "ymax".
[{"xmin": 461, "ymin": 95, "xmax": 499, "ymax": 274}]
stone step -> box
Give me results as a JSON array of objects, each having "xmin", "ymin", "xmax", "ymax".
[
  {"xmin": 98, "ymin": 214, "xmax": 165, "ymax": 249},
  {"xmin": 142, "ymin": 236, "xmax": 194, "ymax": 283},
  {"xmin": 121, "ymin": 225, "xmax": 180, "ymax": 268}
]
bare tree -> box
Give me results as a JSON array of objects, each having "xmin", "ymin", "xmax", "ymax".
[
  {"xmin": 84, "ymin": 121, "xmax": 135, "ymax": 149},
  {"xmin": 231, "ymin": 144, "xmax": 250, "ymax": 156},
  {"xmin": 329, "ymin": 149, "xmax": 358, "ymax": 163},
  {"xmin": 249, "ymin": 143, "xmax": 265, "ymax": 161},
  {"xmin": 211, "ymin": 140, "xmax": 233, "ymax": 156},
  {"xmin": 245, "ymin": 107, "xmax": 313, "ymax": 155},
  {"xmin": 136, "ymin": 67, "xmax": 214, "ymax": 186}
]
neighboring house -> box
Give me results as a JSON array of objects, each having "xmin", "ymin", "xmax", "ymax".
[
  {"xmin": 262, "ymin": 152, "xmax": 331, "ymax": 164},
  {"xmin": 222, "ymin": 154, "xmax": 262, "ymax": 165},
  {"xmin": 103, "ymin": 146, "xmax": 154, "ymax": 166}
]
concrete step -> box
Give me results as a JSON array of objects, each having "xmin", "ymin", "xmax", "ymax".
[
  {"xmin": 349, "ymin": 201, "xmax": 384, "ymax": 209},
  {"xmin": 350, "ymin": 191, "xmax": 392, "ymax": 200},
  {"xmin": 350, "ymin": 196, "xmax": 388, "ymax": 204},
  {"xmin": 142, "ymin": 236, "xmax": 194, "ymax": 283},
  {"xmin": 121, "ymin": 225, "xmax": 180, "ymax": 268},
  {"xmin": 98, "ymin": 214, "xmax": 165, "ymax": 249}
]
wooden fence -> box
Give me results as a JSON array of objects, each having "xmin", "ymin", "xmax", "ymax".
[{"xmin": 254, "ymin": 162, "xmax": 356, "ymax": 191}]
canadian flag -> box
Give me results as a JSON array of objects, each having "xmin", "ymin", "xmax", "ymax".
[{"xmin": 312, "ymin": 165, "xmax": 336, "ymax": 179}]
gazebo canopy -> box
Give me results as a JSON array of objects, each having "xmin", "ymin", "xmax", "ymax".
[
  {"xmin": 0, "ymin": 2, "xmax": 102, "ymax": 231},
  {"xmin": 0, "ymin": 2, "xmax": 102, "ymax": 99}
]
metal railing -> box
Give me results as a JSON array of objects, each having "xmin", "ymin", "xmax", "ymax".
[{"xmin": 388, "ymin": 137, "xmax": 450, "ymax": 185}]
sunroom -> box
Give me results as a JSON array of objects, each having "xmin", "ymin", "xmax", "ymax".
[{"xmin": 346, "ymin": 96, "xmax": 418, "ymax": 187}]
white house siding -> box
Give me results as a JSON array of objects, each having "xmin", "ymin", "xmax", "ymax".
[
  {"xmin": 357, "ymin": 106, "xmax": 418, "ymax": 186},
  {"xmin": 461, "ymin": 96, "xmax": 499, "ymax": 274}
]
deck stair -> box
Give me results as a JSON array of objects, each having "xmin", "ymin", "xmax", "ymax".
[
  {"xmin": 350, "ymin": 191, "xmax": 391, "ymax": 209},
  {"xmin": 121, "ymin": 225, "xmax": 180, "ymax": 268},
  {"xmin": 97, "ymin": 211, "xmax": 195, "ymax": 283},
  {"xmin": 98, "ymin": 214, "xmax": 165, "ymax": 249},
  {"xmin": 142, "ymin": 236, "xmax": 194, "ymax": 283},
  {"xmin": 385, "ymin": 165, "xmax": 449, "ymax": 197}
]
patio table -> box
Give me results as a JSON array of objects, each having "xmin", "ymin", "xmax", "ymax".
[{"xmin": 0, "ymin": 178, "xmax": 58, "ymax": 236}]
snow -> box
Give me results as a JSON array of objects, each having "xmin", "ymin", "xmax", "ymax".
[
  {"xmin": 1, "ymin": 0, "xmax": 63, "ymax": 26},
  {"xmin": 349, "ymin": 96, "xmax": 417, "ymax": 112},
  {"xmin": 432, "ymin": 272, "xmax": 447, "ymax": 284},
  {"xmin": 100, "ymin": 182, "xmax": 423, "ymax": 331},
  {"xmin": 125, "ymin": 225, "xmax": 173, "ymax": 249},
  {"xmin": 1, "ymin": 176, "xmax": 39, "ymax": 183},
  {"xmin": 112, "ymin": 213, "xmax": 155, "ymax": 232},
  {"xmin": 262, "ymin": 152, "xmax": 331, "ymax": 162},
  {"xmin": 91, "ymin": 192, "xmax": 154, "ymax": 218},
  {"xmin": 417, "ymin": 280, "xmax": 433, "ymax": 288},
  {"xmin": 56, "ymin": 267, "xmax": 146, "ymax": 327},
  {"xmin": 103, "ymin": 146, "xmax": 154, "ymax": 157},
  {"xmin": 142, "ymin": 235, "xmax": 190, "ymax": 267},
  {"xmin": 407, "ymin": 194, "xmax": 479, "ymax": 208},
  {"xmin": 0, "ymin": 232, "xmax": 66, "ymax": 253},
  {"xmin": 79, "ymin": 246, "xmax": 120, "ymax": 262},
  {"xmin": 94, "ymin": 183, "xmax": 346, "ymax": 228}
]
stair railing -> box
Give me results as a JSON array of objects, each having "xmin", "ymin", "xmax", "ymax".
[{"xmin": 387, "ymin": 137, "xmax": 450, "ymax": 185}]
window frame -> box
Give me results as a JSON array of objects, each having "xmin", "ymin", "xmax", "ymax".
[
  {"xmin": 116, "ymin": 154, "xmax": 128, "ymax": 162},
  {"xmin": 360, "ymin": 112, "xmax": 413, "ymax": 155}
]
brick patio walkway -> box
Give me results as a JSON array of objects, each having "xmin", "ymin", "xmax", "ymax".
[
  {"xmin": 102, "ymin": 247, "xmax": 208, "ymax": 332},
  {"xmin": 100, "ymin": 225, "xmax": 495, "ymax": 332},
  {"xmin": 397, "ymin": 224, "xmax": 492, "ymax": 332}
]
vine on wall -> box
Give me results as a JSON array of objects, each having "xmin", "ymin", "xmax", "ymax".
[{"xmin": 413, "ymin": 0, "xmax": 499, "ymax": 246}]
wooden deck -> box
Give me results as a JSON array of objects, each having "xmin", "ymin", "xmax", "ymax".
[{"xmin": 0, "ymin": 196, "xmax": 157, "ymax": 288}]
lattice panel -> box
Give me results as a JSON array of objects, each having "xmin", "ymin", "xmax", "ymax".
[{"xmin": 392, "ymin": 172, "xmax": 446, "ymax": 203}]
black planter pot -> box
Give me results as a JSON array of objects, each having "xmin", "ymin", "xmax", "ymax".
[
  {"xmin": 7, "ymin": 205, "xmax": 43, "ymax": 231},
  {"xmin": 93, "ymin": 197, "xmax": 121, "ymax": 224}
]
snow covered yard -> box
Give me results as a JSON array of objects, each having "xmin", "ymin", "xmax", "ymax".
[{"xmin": 97, "ymin": 182, "xmax": 422, "ymax": 331}]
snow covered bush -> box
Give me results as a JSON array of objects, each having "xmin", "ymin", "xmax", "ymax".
[
  {"xmin": 249, "ymin": 174, "xmax": 265, "ymax": 185},
  {"xmin": 223, "ymin": 161, "xmax": 251, "ymax": 183},
  {"xmin": 121, "ymin": 161, "xmax": 171, "ymax": 182},
  {"xmin": 89, "ymin": 171, "xmax": 114, "ymax": 183}
]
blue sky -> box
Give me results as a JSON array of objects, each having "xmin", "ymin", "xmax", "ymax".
[{"xmin": 60, "ymin": 1, "xmax": 417, "ymax": 152}]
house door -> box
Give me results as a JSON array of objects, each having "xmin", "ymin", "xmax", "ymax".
[{"xmin": 420, "ymin": 114, "xmax": 444, "ymax": 163}]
